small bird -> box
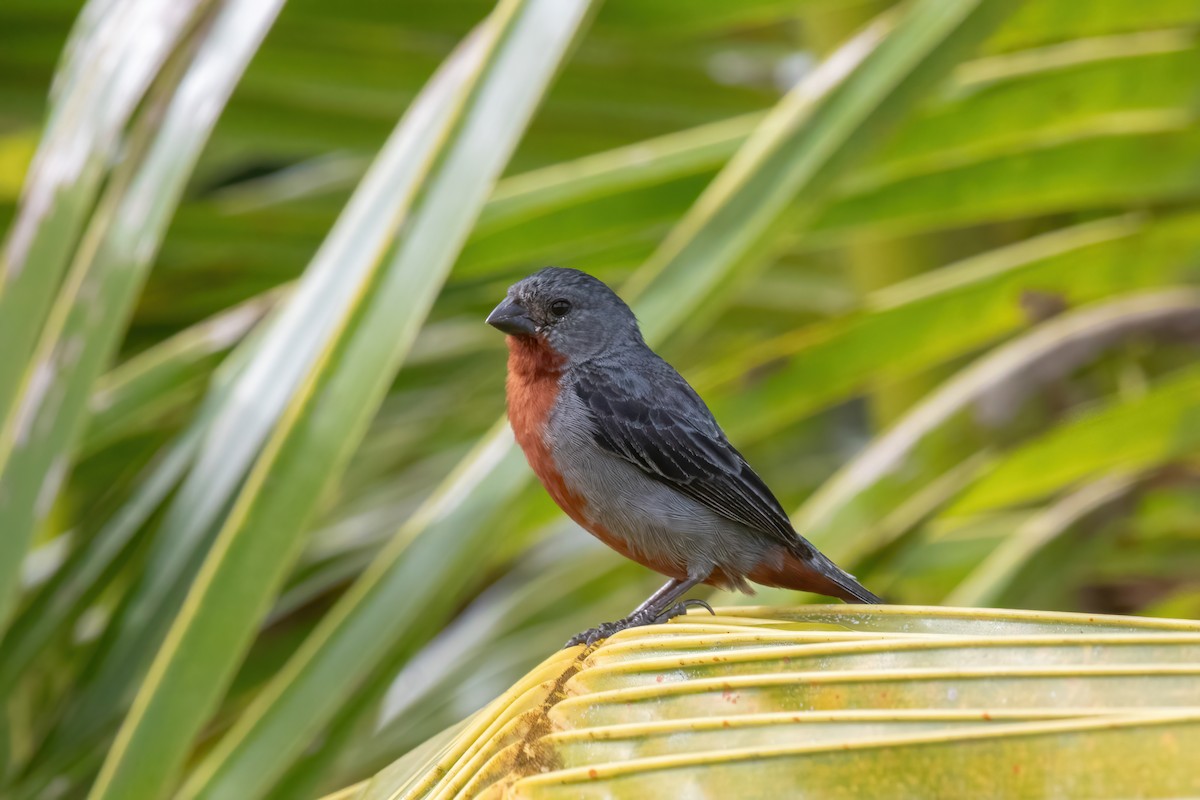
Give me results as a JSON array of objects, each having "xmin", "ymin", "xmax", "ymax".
[{"xmin": 487, "ymin": 267, "xmax": 882, "ymax": 647}]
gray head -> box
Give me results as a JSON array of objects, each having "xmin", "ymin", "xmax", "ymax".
[{"xmin": 486, "ymin": 267, "xmax": 643, "ymax": 362}]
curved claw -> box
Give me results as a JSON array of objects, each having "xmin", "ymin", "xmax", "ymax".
[
  {"xmin": 564, "ymin": 619, "xmax": 625, "ymax": 648},
  {"xmin": 655, "ymin": 597, "xmax": 716, "ymax": 624},
  {"xmin": 564, "ymin": 598, "xmax": 716, "ymax": 648},
  {"xmin": 563, "ymin": 627, "xmax": 601, "ymax": 649}
]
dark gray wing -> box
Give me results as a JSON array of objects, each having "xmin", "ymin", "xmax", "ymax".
[{"xmin": 573, "ymin": 359, "xmax": 803, "ymax": 550}]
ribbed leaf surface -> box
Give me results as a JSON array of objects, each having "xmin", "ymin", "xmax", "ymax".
[{"xmin": 334, "ymin": 606, "xmax": 1200, "ymax": 799}]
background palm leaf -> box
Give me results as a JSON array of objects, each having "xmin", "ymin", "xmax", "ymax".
[{"xmin": 0, "ymin": 0, "xmax": 1197, "ymax": 797}]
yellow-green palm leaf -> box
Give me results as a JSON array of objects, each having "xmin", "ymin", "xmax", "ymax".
[{"xmin": 337, "ymin": 606, "xmax": 1200, "ymax": 799}]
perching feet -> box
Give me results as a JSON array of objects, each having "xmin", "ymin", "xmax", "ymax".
[
  {"xmin": 564, "ymin": 598, "xmax": 715, "ymax": 648},
  {"xmin": 656, "ymin": 597, "xmax": 714, "ymax": 623},
  {"xmin": 564, "ymin": 619, "xmax": 627, "ymax": 648}
]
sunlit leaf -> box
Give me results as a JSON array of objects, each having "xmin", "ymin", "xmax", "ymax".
[
  {"xmin": 90, "ymin": 3, "xmax": 601, "ymax": 799},
  {"xmin": 0, "ymin": 0, "xmax": 281, "ymax": 629},
  {"xmin": 0, "ymin": 0, "xmax": 205, "ymax": 432},
  {"xmin": 333, "ymin": 606, "xmax": 1200, "ymax": 800}
]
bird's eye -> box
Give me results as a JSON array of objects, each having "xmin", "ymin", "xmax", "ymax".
[{"xmin": 549, "ymin": 298, "xmax": 571, "ymax": 318}]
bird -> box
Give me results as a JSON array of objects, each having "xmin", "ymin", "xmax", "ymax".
[{"xmin": 486, "ymin": 267, "xmax": 883, "ymax": 647}]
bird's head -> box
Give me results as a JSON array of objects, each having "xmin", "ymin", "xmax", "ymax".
[{"xmin": 486, "ymin": 267, "xmax": 643, "ymax": 362}]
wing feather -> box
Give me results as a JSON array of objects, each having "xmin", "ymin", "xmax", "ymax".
[{"xmin": 573, "ymin": 362, "xmax": 804, "ymax": 550}]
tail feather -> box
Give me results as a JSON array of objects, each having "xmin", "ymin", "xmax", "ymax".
[
  {"xmin": 825, "ymin": 565, "xmax": 884, "ymax": 604},
  {"xmin": 808, "ymin": 548, "xmax": 884, "ymax": 604},
  {"xmin": 752, "ymin": 546, "xmax": 885, "ymax": 604}
]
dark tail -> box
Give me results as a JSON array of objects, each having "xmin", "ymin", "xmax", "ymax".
[
  {"xmin": 823, "ymin": 562, "xmax": 885, "ymax": 604},
  {"xmin": 810, "ymin": 548, "xmax": 884, "ymax": 604},
  {"xmin": 753, "ymin": 545, "xmax": 886, "ymax": 604}
]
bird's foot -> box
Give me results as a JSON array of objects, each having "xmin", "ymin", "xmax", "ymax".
[
  {"xmin": 564, "ymin": 618, "xmax": 630, "ymax": 648},
  {"xmin": 563, "ymin": 599, "xmax": 716, "ymax": 649},
  {"xmin": 654, "ymin": 597, "xmax": 715, "ymax": 624}
]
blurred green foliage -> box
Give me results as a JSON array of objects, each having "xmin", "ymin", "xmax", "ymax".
[{"xmin": 0, "ymin": 0, "xmax": 1197, "ymax": 797}]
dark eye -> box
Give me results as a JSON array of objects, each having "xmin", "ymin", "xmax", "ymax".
[{"xmin": 549, "ymin": 298, "xmax": 571, "ymax": 318}]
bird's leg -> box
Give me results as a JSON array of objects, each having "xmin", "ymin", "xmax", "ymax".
[
  {"xmin": 626, "ymin": 576, "xmax": 703, "ymax": 625},
  {"xmin": 564, "ymin": 579, "xmax": 681, "ymax": 648},
  {"xmin": 633, "ymin": 576, "xmax": 717, "ymax": 627},
  {"xmin": 564, "ymin": 576, "xmax": 713, "ymax": 648},
  {"xmin": 626, "ymin": 578, "xmax": 685, "ymax": 618}
]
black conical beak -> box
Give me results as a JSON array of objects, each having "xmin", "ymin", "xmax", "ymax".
[{"xmin": 486, "ymin": 297, "xmax": 538, "ymax": 336}]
